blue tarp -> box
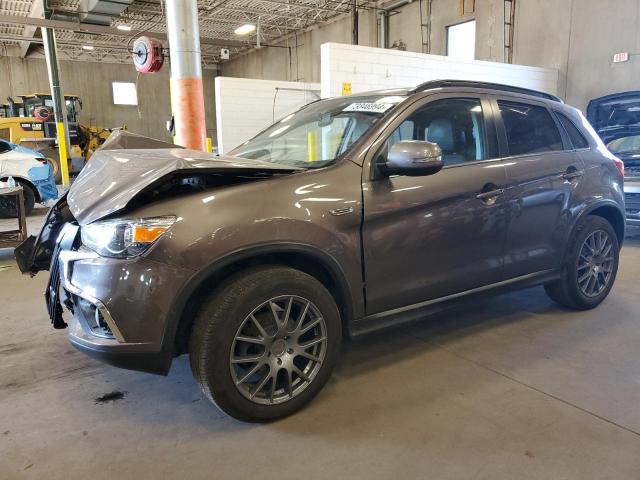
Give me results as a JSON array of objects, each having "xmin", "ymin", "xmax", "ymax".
[{"xmin": 28, "ymin": 164, "xmax": 58, "ymax": 202}]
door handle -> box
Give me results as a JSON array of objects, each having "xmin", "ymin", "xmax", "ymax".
[
  {"xmin": 561, "ymin": 170, "xmax": 584, "ymax": 181},
  {"xmin": 476, "ymin": 188, "xmax": 505, "ymax": 201}
]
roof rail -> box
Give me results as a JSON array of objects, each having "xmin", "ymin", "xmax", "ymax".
[{"xmin": 410, "ymin": 80, "xmax": 562, "ymax": 103}]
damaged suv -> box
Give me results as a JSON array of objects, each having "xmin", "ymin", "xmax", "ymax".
[{"xmin": 17, "ymin": 81, "xmax": 625, "ymax": 422}]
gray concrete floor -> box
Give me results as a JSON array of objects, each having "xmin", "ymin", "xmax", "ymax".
[{"xmin": 1, "ymin": 208, "xmax": 640, "ymax": 480}]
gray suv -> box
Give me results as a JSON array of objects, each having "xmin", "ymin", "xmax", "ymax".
[{"xmin": 17, "ymin": 80, "xmax": 625, "ymax": 422}]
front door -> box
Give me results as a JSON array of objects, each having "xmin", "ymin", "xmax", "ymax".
[{"xmin": 362, "ymin": 94, "xmax": 509, "ymax": 315}]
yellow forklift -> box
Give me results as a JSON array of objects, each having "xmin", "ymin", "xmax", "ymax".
[
  {"xmin": 0, "ymin": 100, "xmax": 24, "ymax": 118},
  {"xmin": 0, "ymin": 93, "xmax": 117, "ymax": 182}
]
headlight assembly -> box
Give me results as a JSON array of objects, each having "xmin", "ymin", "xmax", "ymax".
[{"xmin": 81, "ymin": 216, "xmax": 177, "ymax": 258}]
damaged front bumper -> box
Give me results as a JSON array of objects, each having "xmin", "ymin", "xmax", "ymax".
[{"xmin": 16, "ymin": 203, "xmax": 192, "ymax": 375}]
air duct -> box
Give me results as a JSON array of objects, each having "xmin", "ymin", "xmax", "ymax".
[{"xmin": 78, "ymin": 0, "xmax": 134, "ymax": 26}]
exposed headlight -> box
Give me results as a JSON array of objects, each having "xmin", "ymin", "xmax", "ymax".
[{"xmin": 81, "ymin": 216, "xmax": 177, "ymax": 258}]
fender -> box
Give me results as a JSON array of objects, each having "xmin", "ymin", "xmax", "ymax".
[
  {"xmin": 159, "ymin": 241, "xmax": 361, "ymax": 355},
  {"xmin": 570, "ymin": 198, "xmax": 625, "ymax": 244}
]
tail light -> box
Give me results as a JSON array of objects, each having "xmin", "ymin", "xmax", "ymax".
[{"xmin": 613, "ymin": 157, "xmax": 625, "ymax": 177}]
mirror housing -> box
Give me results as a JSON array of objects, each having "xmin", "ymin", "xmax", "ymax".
[{"xmin": 382, "ymin": 140, "xmax": 444, "ymax": 177}]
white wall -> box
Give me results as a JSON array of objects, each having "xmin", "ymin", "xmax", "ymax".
[
  {"xmin": 320, "ymin": 43, "xmax": 559, "ymax": 99},
  {"xmin": 214, "ymin": 77, "xmax": 320, "ymax": 154}
]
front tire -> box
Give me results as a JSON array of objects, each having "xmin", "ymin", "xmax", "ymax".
[
  {"xmin": 544, "ymin": 215, "xmax": 619, "ymax": 310},
  {"xmin": 189, "ymin": 266, "xmax": 342, "ymax": 422}
]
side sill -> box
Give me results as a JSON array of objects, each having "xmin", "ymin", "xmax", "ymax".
[{"xmin": 349, "ymin": 270, "xmax": 559, "ymax": 337}]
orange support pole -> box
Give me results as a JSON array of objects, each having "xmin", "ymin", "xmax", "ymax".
[{"xmin": 165, "ymin": 0, "xmax": 207, "ymax": 151}]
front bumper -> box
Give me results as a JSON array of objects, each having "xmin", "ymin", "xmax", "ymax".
[
  {"xmin": 624, "ymin": 180, "xmax": 640, "ymax": 227},
  {"xmin": 49, "ymin": 224, "xmax": 193, "ymax": 374}
]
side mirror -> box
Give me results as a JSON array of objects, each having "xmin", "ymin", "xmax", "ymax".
[{"xmin": 382, "ymin": 140, "xmax": 444, "ymax": 177}]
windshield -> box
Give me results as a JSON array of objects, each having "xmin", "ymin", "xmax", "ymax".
[{"xmin": 230, "ymin": 94, "xmax": 407, "ymax": 168}]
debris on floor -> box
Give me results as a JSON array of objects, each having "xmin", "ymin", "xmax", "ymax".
[{"xmin": 94, "ymin": 391, "xmax": 127, "ymax": 404}]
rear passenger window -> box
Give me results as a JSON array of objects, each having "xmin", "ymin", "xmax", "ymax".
[
  {"xmin": 556, "ymin": 112, "xmax": 589, "ymax": 149},
  {"xmin": 498, "ymin": 100, "xmax": 563, "ymax": 156}
]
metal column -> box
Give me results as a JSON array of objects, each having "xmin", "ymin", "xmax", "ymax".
[
  {"xmin": 351, "ymin": 0, "xmax": 358, "ymax": 45},
  {"xmin": 165, "ymin": 0, "xmax": 207, "ymax": 151},
  {"xmin": 504, "ymin": 0, "xmax": 516, "ymax": 63},
  {"xmin": 41, "ymin": 27, "xmax": 70, "ymax": 186}
]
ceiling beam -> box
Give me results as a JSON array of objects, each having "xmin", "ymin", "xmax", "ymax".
[
  {"xmin": 252, "ymin": 0, "xmax": 351, "ymax": 15},
  {"xmin": 18, "ymin": 0, "xmax": 45, "ymax": 57},
  {"xmin": 0, "ymin": 13, "xmax": 248, "ymax": 48}
]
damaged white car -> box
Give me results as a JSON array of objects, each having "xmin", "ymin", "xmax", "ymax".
[{"xmin": 0, "ymin": 139, "xmax": 58, "ymax": 217}]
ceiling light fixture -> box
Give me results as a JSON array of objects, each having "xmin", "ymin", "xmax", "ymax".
[
  {"xmin": 116, "ymin": 24, "xmax": 132, "ymax": 32},
  {"xmin": 82, "ymin": 45, "xmax": 95, "ymax": 50},
  {"xmin": 234, "ymin": 23, "xmax": 256, "ymax": 35}
]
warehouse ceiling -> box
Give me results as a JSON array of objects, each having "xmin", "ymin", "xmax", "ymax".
[{"xmin": 0, "ymin": 0, "xmax": 365, "ymax": 66}]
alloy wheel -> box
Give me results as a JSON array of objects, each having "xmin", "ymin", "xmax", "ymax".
[
  {"xmin": 229, "ymin": 295, "xmax": 327, "ymax": 405},
  {"xmin": 577, "ymin": 229, "xmax": 615, "ymax": 298}
]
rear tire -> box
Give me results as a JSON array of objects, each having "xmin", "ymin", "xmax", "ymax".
[
  {"xmin": 544, "ymin": 215, "xmax": 619, "ymax": 310},
  {"xmin": 46, "ymin": 157, "xmax": 62, "ymax": 184},
  {"xmin": 0, "ymin": 180, "xmax": 36, "ymax": 218},
  {"xmin": 37, "ymin": 147, "xmax": 63, "ymax": 184},
  {"xmin": 189, "ymin": 266, "xmax": 342, "ymax": 422}
]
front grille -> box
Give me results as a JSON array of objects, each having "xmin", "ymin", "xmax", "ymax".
[
  {"xmin": 626, "ymin": 192, "xmax": 640, "ymax": 207},
  {"xmin": 626, "ymin": 192, "xmax": 640, "ymax": 218},
  {"xmin": 625, "ymin": 166, "xmax": 640, "ymax": 178},
  {"xmin": 45, "ymin": 242, "xmax": 66, "ymax": 329}
]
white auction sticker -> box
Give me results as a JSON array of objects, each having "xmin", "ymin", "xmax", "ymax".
[{"xmin": 344, "ymin": 102, "xmax": 394, "ymax": 113}]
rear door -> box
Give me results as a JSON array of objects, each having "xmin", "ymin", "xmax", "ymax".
[
  {"xmin": 362, "ymin": 93, "xmax": 509, "ymax": 314},
  {"xmin": 493, "ymin": 96, "xmax": 585, "ymax": 278}
]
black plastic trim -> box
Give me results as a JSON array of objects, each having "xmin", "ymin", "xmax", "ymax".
[
  {"xmin": 350, "ymin": 270, "xmax": 559, "ymax": 336},
  {"xmin": 69, "ymin": 337, "xmax": 172, "ymax": 375},
  {"xmin": 411, "ymin": 80, "xmax": 562, "ymax": 102}
]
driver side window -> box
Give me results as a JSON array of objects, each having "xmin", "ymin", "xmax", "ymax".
[{"xmin": 385, "ymin": 97, "xmax": 488, "ymax": 166}]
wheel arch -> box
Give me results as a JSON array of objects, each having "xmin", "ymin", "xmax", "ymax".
[
  {"xmin": 582, "ymin": 202, "xmax": 625, "ymax": 246},
  {"xmin": 164, "ymin": 243, "xmax": 356, "ymax": 356}
]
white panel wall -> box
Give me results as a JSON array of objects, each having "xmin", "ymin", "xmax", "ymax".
[
  {"xmin": 215, "ymin": 77, "xmax": 320, "ymax": 154},
  {"xmin": 320, "ymin": 43, "xmax": 559, "ymax": 99}
]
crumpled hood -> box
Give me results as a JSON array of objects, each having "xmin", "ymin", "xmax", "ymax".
[{"xmin": 68, "ymin": 147, "xmax": 300, "ymax": 225}]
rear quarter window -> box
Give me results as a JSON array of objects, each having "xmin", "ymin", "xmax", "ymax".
[{"xmin": 555, "ymin": 112, "xmax": 589, "ymax": 149}]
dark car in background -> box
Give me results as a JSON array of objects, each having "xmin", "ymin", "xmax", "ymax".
[
  {"xmin": 17, "ymin": 81, "xmax": 625, "ymax": 422},
  {"xmin": 587, "ymin": 92, "xmax": 640, "ymax": 226}
]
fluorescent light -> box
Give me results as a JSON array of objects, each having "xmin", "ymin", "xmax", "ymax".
[
  {"xmin": 116, "ymin": 24, "xmax": 132, "ymax": 32},
  {"xmin": 82, "ymin": 45, "xmax": 95, "ymax": 50},
  {"xmin": 234, "ymin": 23, "xmax": 256, "ymax": 35}
]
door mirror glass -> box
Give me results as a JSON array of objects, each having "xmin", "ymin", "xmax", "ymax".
[{"xmin": 382, "ymin": 140, "xmax": 444, "ymax": 176}]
